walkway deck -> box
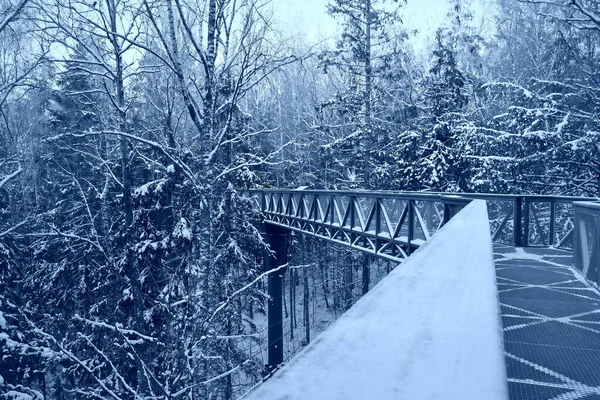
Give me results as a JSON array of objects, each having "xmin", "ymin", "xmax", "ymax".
[{"xmin": 495, "ymin": 245, "xmax": 600, "ymax": 400}]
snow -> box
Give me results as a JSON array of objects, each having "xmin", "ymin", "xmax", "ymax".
[
  {"xmin": 134, "ymin": 179, "xmax": 167, "ymax": 197},
  {"xmin": 4, "ymin": 391, "xmax": 33, "ymax": 400},
  {"xmin": 0, "ymin": 310, "xmax": 6, "ymax": 329},
  {"xmin": 556, "ymin": 113, "xmax": 570, "ymax": 134},
  {"xmin": 497, "ymin": 247, "xmax": 570, "ymax": 267},
  {"xmin": 0, "ymin": 167, "xmax": 23, "ymax": 190},
  {"xmin": 244, "ymin": 200, "xmax": 507, "ymax": 400},
  {"xmin": 172, "ymin": 217, "xmax": 192, "ymax": 240},
  {"xmin": 496, "ymin": 247, "xmax": 600, "ymax": 295}
]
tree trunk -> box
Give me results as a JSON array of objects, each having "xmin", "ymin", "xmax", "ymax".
[
  {"xmin": 363, "ymin": 0, "xmax": 373, "ymax": 189},
  {"xmin": 343, "ymin": 258, "xmax": 353, "ymax": 310},
  {"xmin": 319, "ymin": 260, "xmax": 330, "ymax": 309},
  {"xmin": 109, "ymin": 0, "xmax": 145, "ymax": 393}
]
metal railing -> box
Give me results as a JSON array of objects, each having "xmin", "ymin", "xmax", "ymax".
[
  {"xmin": 248, "ymin": 189, "xmax": 469, "ymax": 263},
  {"xmin": 248, "ymin": 189, "xmax": 596, "ymax": 252},
  {"xmin": 452, "ymin": 193, "xmax": 592, "ymax": 249},
  {"xmin": 574, "ymin": 201, "xmax": 600, "ymax": 287}
]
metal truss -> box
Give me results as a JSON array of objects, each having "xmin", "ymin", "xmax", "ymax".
[{"xmin": 249, "ymin": 190, "xmax": 469, "ymax": 263}]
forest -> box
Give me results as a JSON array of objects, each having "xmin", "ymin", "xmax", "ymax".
[{"xmin": 0, "ymin": 0, "xmax": 598, "ymax": 398}]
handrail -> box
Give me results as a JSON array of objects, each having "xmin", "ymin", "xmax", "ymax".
[
  {"xmin": 249, "ymin": 188, "xmax": 456, "ymax": 202},
  {"xmin": 248, "ymin": 188, "xmax": 594, "ymax": 203}
]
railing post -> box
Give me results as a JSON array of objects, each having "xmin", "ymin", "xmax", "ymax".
[
  {"xmin": 441, "ymin": 196, "xmax": 470, "ymax": 225},
  {"xmin": 443, "ymin": 203, "xmax": 451, "ymax": 225},
  {"xmin": 330, "ymin": 195, "xmax": 335, "ymax": 226},
  {"xmin": 375, "ymin": 198, "xmax": 381, "ymax": 254},
  {"xmin": 549, "ymin": 201, "xmax": 556, "ymax": 247},
  {"xmin": 328, "ymin": 195, "xmax": 335, "ymax": 240},
  {"xmin": 514, "ymin": 197, "xmax": 522, "ymax": 247},
  {"xmin": 427, "ymin": 201, "xmax": 433, "ymax": 233},
  {"xmin": 350, "ymin": 196, "xmax": 356, "ymax": 244},
  {"xmin": 523, "ymin": 199, "xmax": 530, "ymax": 247},
  {"xmin": 263, "ymin": 224, "xmax": 289, "ymax": 375},
  {"xmin": 407, "ymin": 200, "xmax": 414, "ymax": 255}
]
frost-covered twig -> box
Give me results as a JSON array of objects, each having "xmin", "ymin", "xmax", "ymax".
[
  {"xmin": 74, "ymin": 315, "xmax": 159, "ymax": 342},
  {"xmin": 0, "ymin": 0, "xmax": 30, "ymax": 34},
  {"xmin": 0, "ymin": 166, "xmax": 22, "ymax": 190}
]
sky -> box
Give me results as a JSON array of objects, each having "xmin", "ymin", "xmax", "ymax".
[{"xmin": 271, "ymin": 0, "xmax": 495, "ymax": 54}]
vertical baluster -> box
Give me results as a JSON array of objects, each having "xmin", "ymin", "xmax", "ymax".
[
  {"xmin": 407, "ymin": 199, "xmax": 415, "ymax": 255},
  {"xmin": 375, "ymin": 198, "xmax": 381, "ymax": 254},
  {"xmin": 549, "ymin": 201, "xmax": 556, "ymax": 247},
  {"xmin": 331, "ymin": 195, "xmax": 335, "ymax": 225},
  {"xmin": 330, "ymin": 195, "xmax": 335, "ymax": 239},
  {"xmin": 514, "ymin": 197, "xmax": 523, "ymax": 247},
  {"xmin": 523, "ymin": 199, "xmax": 530, "ymax": 247},
  {"xmin": 350, "ymin": 196, "xmax": 356, "ymax": 244},
  {"xmin": 427, "ymin": 201, "xmax": 433, "ymax": 232}
]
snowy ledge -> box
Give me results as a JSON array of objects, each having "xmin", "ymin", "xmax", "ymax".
[{"xmin": 245, "ymin": 200, "xmax": 507, "ymax": 400}]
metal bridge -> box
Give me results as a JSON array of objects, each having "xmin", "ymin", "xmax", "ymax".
[{"xmin": 247, "ymin": 189, "xmax": 600, "ymax": 400}]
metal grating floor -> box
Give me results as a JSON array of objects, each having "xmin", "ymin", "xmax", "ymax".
[{"xmin": 494, "ymin": 244, "xmax": 600, "ymax": 400}]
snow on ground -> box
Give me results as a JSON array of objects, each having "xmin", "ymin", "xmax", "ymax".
[
  {"xmin": 244, "ymin": 200, "xmax": 508, "ymax": 400},
  {"xmin": 496, "ymin": 247, "xmax": 569, "ymax": 267}
]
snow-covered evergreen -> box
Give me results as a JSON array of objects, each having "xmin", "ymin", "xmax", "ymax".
[{"xmin": 0, "ymin": 0, "xmax": 598, "ymax": 398}]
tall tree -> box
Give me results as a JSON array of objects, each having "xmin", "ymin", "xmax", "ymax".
[{"xmin": 321, "ymin": 0, "xmax": 407, "ymax": 189}]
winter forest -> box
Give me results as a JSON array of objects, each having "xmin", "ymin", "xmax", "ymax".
[{"xmin": 0, "ymin": 0, "xmax": 598, "ymax": 398}]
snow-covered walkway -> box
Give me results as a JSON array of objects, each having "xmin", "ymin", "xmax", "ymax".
[{"xmin": 495, "ymin": 245, "xmax": 600, "ymax": 400}]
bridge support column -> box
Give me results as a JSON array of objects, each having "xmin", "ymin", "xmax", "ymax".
[{"xmin": 263, "ymin": 224, "xmax": 289, "ymax": 375}]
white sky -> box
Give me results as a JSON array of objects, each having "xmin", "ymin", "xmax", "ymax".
[{"xmin": 271, "ymin": 0, "xmax": 496, "ymax": 54}]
